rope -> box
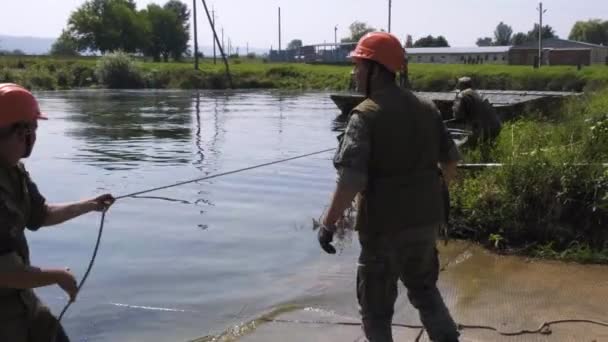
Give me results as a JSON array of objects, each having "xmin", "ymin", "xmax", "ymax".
[
  {"xmin": 56, "ymin": 148, "xmax": 336, "ymax": 323},
  {"xmin": 116, "ymin": 148, "xmax": 336, "ymax": 200},
  {"xmin": 57, "ymin": 211, "xmax": 107, "ymax": 322},
  {"xmin": 261, "ymin": 317, "xmax": 608, "ymax": 337}
]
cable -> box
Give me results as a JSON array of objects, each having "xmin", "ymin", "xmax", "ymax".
[
  {"xmin": 57, "ymin": 148, "xmax": 337, "ymax": 323},
  {"xmin": 116, "ymin": 148, "xmax": 336, "ymax": 200},
  {"xmin": 261, "ymin": 317, "xmax": 608, "ymax": 337},
  {"xmin": 57, "ymin": 210, "xmax": 107, "ymax": 322}
]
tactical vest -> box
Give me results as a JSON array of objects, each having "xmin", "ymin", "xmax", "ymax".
[{"xmin": 354, "ymin": 85, "xmax": 444, "ymax": 235}]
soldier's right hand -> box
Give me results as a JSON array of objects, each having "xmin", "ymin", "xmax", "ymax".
[
  {"xmin": 318, "ymin": 225, "xmax": 337, "ymax": 255},
  {"xmin": 51, "ymin": 268, "xmax": 79, "ymax": 302}
]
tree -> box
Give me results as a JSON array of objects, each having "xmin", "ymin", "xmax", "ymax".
[
  {"xmin": 164, "ymin": 0, "xmax": 189, "ymax": 22},
  {"xmin": 287, "ymin": 39, "xmax": 303, "ymax": 50},
  {"xmin": 569, "ymin": 19, "xmax": 608, "ymax": 45},
  {"xmin": 405, "ymin": 35, "xmax": 413, "ymax": 48},
  {"xmin": 494, "ymin": 22, "xmax": 513, "ymax": 46},
  {"xmin": 68, "ymin": 0, "xmax": 147, "ymax": 53},
  {"xmin": 511, "ymin": 32, "xmax": 528, "ymax": 46},
  {"xmin": 527, "ymin": 24, "xmax": 558, "ymax": 41},
  {"xmin": 163, "ymin": 0, "xmax": 190, "ymax": 61},
  {"xmin": 341, "ymin": 21, "xmax": 375, "ymax": 43},
  {"xmin": 50, "ymin": 30, "xmax": 81, "ymax": 56},
  {"xmin": 413, "ymin": 35, "xmax": 450, "ymax": 47},
  {"xmin": 141, "ymin": 4, "xmax": 180, "ymax": 62},
  {"xmin": 476, "ymin": 37, "xmax": 493, "ymax": 47}
]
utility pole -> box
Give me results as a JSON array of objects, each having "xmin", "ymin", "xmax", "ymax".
[
  {"xmin": 247, "ymin": 42, "xmax": 249, "ymax": 55},
  {"xmin": 334, "ymin": 25, "xmax": 338, "ymax": 45},
  {"xmin": 334, "ymin": 25, "xmax": 338, "ymax": 61},
  {"xmin": 193, "ymin": 0, "xmax": 199, "ymax": 69},
  {"xmin": 221, "ymin": 27, "xmax": 225, "ymax": 53},
  {"xmin": 212, "ymin": 7, "xmax": 216, "ymax": 64},
  {"xmin": 388, "ymin": 0, "xmax": 392, "ymax": 33},
  {"xmin": 199, "ymin": 0, "xmax": 233, "ymax": 88},
  {"xmin": 278, "ymin": 7, "xmax": 282, "ymax": 59},
  {"xmin": 537, "ymin": 2, "xmax": 547, "ymax": 68}
]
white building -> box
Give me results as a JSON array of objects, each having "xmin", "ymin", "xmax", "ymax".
[{"xmin": 407, "ymin": 46, "xmax": 511, "ymax": 64}]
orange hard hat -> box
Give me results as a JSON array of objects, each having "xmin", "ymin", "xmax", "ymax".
[
  {"xmin": 349, "ymin": 32, "xmax": 405, "ymax": 73},
  {"xmin": 0, "ymin": 83, "xmax": 47, "ymax": 128}
]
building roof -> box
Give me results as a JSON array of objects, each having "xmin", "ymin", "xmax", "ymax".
[
  {"xmin": 304, "ymin": 42, "xmax": 357, "ymax": 48},
  {"xmin": 512, "ymin": 38, "xmax": 608, "ymax": 50},
  {"xmin": 406, "ymin": 46, "xmax": 511, "ymax": 55}
]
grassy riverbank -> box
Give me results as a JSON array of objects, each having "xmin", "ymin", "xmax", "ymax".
[
  {"xmin": 1, "ymin": 54, "xmax": 608, "ymax": 91},
  {"xmin": 450, "ymin": 88, "xmax": 608, "ymax": 263}
]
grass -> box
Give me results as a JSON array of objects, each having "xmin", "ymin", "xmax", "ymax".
[
  {"xmin": 450, "ymin": 88, "xmax": 608, "ymax": 263},
  {"xmin": 0, "ymin": 55, "xmax": 352, "ymax": 90},
  {"xmin": 1, "ymin": 55, "xmax": 608, "ymax": 91}
]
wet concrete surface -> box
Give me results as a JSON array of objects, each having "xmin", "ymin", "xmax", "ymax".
[{"xmin": 206, "ymin": 241, "xmax": 608, "ymax": 342}]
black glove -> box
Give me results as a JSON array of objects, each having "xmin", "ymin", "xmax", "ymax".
[{"xmin": 318, "ymin": 225, "xmax": 336, "ymax": 254}]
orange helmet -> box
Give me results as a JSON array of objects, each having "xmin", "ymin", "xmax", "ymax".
[
  {"xmin": 0, "ymin": 83, "xmax": 47, "ymax": 128},
  {"xmin": 349, "ymin": 32, "xmax": 405, "ymax": 73}
]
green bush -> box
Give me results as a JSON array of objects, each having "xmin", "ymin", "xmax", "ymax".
[
  {"xmin": 21, "ymin": 68, "xmax": 57, "ymax": 90},
  {"xmin": 451, "ymin": 89, "xmax": 608, "ymax": 262},
  {"xmin": 144, "ymin": 69, "xmax": 172, "ymax": 89},
  {"xmin": 2, "ymin": 56, "xmax": 608, "ymax": 92},
  {"xmin": 265, "ymin": 66, "xmax": 301, "ymax": 78},
  {"xmin": 71, "ymin": 64, "xmax": 97, "ymax": 87},
  {"xmin": 55, "ymin": 67, "xmax": 75, "ymax": 89},
  {"xmin": 0, "ymin": 68, "xmax": 18, "ymax": 83},
  {"xmin": 95, "ymin": 52, "xmax": 144, "ymax": 89}
]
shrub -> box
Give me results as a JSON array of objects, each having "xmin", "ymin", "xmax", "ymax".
[{"xmin": 95, "ymin": 52, "xmax": 144, "ymax": 89}]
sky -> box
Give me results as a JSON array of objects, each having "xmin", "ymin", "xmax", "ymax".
[{"xmin": 1, "ymin": 0, "xmax": 607, "ymax": 50}]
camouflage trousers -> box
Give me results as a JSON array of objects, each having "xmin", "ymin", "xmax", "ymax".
[
  {"xmin": 0, "ymin": 292, "xmax": 70, "ymax": 342},
  {"xmin": 357, "ymin": 225, "xmax": 459, "ymax": 342}
]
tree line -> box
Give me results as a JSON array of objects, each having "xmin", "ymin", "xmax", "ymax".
[
  {"xmin": 286, "ymin": 19, "xmax": 607, "ymax": 50},
  {"xmin": 51, "ymin": 0, "xmax": 190, "ymax": 62},
  {"xmin": 476, "ymin": 19, "xmax": 608, "ymax": 47}
]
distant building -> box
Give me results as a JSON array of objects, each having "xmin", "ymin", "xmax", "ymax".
[
  {"xmin": 510, "ymin": 38, "xmax": 608, "ymax": 66},
  {"xmin": 406, "ymin": 46, "xmax": 511, "ymax": 64},
  {"xmin": 268, "ymin": 38, "xmax": 608, "ymax": 66},
  {"xmin": 269, "ymin": 42, "xmax": 356, "ymax": 63}
]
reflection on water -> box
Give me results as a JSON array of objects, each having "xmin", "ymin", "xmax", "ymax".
[
  {"xmin": 27, "ymin": 89, "xmax": 342, "ymax": 342},
  {"xmin": 64, "ymin": 91, "xmax": 195, "ymax": 169}
]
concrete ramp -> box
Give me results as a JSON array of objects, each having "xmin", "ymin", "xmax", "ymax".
[{"xmin": 194, "ymin": 242, "xmax": 608, "ymax": 342}]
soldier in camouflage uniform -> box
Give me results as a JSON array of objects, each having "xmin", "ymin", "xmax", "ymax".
[
  {"xmin": 452, "ymin": 77, "xmax": 502, "ymax": 145},
  {"xmin": 318, "ymin": 33, "xmax": 461, "ymax": 342},
  {"xmin": 0, "ymin": 83, "xmax": 115, "ymax": 342}
]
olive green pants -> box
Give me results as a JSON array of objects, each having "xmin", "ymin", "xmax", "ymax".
[
  {"xmin": 0, "ymin": 292, "xmax": 70, "ymax": 342},
  {"xmin": 357, "ymin": 225, "xmax": 459, "ymax": 342}
]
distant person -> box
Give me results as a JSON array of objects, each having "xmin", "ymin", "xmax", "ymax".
[
  {"xmin": 318, "ymin": 32, "xmax": 461, "ymax": 342},
  {"xmin": 452, "ymin": 77, "xmax": 502, "ymax": 145},
  {"xmin": 0, "ymin": 83, "xmax": 115, "ymax": 342}
]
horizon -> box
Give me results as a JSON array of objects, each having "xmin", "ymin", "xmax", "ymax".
[{"xmin": 1, "ymin": 0, "xmax": 607, "ymax": 52}]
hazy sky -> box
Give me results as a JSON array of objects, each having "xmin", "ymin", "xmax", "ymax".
[{"xmin": 1, "ymin": 0, "xmax": 607, "ymax": 48}]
